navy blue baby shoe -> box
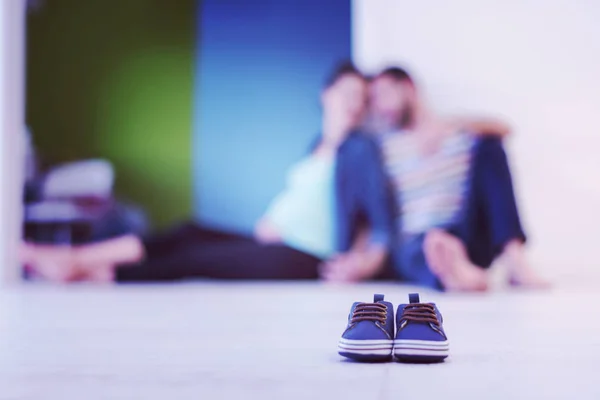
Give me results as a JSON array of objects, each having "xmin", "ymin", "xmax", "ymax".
[
  {"xmin": 394, "ymin": 293, "xmax": 449, "ymax": 362},
  {"xmin": 338, "ymin": 294, "xmax": 394, "ymax": 361}
]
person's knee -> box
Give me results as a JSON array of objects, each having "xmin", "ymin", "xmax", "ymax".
[
  {"xmin": 471, "ymin": 137, "xmax": 513, "ymax": 181},
  {"xmin": 475, "ymin": 137, "xmax": 508, "ymax": 163}
]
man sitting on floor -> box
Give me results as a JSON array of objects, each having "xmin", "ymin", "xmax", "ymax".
[{"xmin": 360, "ymin": 66, "xmax": 548, "ymax": 290}]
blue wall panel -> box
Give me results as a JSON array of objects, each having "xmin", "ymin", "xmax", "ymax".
[{"xmin": 194, "ymin": 0, "xmax": 351, "ymax": 232}]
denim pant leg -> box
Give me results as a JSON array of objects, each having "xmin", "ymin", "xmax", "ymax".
[
  {"xmin": 390, "ymin": 137, "xmax": 526, "ymax": 288},
  {"xmin": 392, "ymin": 234, "xmax": 443, "ymax": 290},
  {"xmin": 449, "ymin": 137, "xmax": 527, "ymax": 268}
]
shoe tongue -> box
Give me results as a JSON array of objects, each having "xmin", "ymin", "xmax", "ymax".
[
  {"xmin": 408, "ymin": 293, "xmax": 420, "ymax": 304},
  {"xmin": 373, "ymin": 294, "xmax": 385, "ymax": 303}
]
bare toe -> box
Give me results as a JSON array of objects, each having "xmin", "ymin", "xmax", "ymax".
[{"xmin": 423, "ymin": 230, "xmax": 488, "ymax": 292}]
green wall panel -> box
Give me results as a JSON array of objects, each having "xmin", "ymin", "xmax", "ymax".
[{"xmin": 26, "ymin": 0, "xmax": 195, "ymax": 228}]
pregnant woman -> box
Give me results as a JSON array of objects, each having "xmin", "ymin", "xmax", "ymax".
[{"xmin": 21, "ymin": 63, "xmax": 393, "ymax": 283}]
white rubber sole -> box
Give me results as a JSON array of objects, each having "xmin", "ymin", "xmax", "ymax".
[
  {"xmin": 338, "ymin": 338, "xmax": 394, "ymax": 356},
  {"xmin": 393, "ymin": 339, "xmax": 450, "ymax": 358}
]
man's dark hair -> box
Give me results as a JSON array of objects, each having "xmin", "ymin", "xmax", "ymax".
[
  {"xmin": 377, "ymin": 66, "xmax": 414, "ymax": 85},
  {"xmin": 323, "ymin": 61, "xmax": 364, "ymax": 89},
  {"xmin": 376, "ymin": 66, "xmax": 416, "ymax": 129}
]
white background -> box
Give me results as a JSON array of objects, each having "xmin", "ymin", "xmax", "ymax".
[
  {"xmin": 353, "ymin": 0, "xmax": 600, "ymax": 283},
  {"xmin": 0, "ymin": 0, "xmax": 5, "ymax": 277}
]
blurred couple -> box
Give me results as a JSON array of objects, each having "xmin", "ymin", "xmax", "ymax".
[{"xmin": 21, "ymin": 62, "xmax": 547, "ymax": 291}]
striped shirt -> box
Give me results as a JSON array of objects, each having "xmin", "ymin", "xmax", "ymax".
[{"xmin": 380, "ymin": 130, "xmax": 476, "ymax": 235}]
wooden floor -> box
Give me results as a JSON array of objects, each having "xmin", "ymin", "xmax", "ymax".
[{"xmin": 0, "ymin": 282, "xmax": 597, "ymax": 399}]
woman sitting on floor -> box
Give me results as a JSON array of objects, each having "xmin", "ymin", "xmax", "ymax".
[{"xmin": 21, "ymin": 63, "xmax": 393, "ymax": 283}]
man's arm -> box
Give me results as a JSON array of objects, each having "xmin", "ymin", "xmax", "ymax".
[{"xmin": 450, "ymin": 116, "xmax": 512, "ymax": 137}]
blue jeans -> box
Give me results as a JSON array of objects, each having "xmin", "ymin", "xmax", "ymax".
[{"xmin": 392, "ymin": 137, "xmax": 527, "ymax": 289}]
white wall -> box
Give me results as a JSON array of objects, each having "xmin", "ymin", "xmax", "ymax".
[
  {"xmin": 353, "ymin": 0, "xmax": 600, "ymax": 283},
  {"xmin": 0, "ymin": 2, "xmax": 4, "ymax": 277},
  {"xmin": 0, "ymin": 0, "xmax": 26, "ymax": 284}
]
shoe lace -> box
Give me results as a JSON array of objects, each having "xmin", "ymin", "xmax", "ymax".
[
  {"xmin": 399, "ymin": 303, "xmax": 440, "ymax": 327},
  {"xmin": 351, "ymin": 303, "xmax": 387, "ymax": 324}
]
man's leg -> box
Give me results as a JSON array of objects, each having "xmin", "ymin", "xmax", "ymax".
[
  {"xmin": 457, "ymin": 137, "xmax": 525, "ymax": 265},
  {"xmin": 391, "ymin": 231, "xmax": 486, "ymax": 291},
  {"xmin": 451, "ymin": 137, "xmax": 547, "ymax": 287},
  {"xmin": 422, "ymin": 229, "xmax": 488, "ymax": 291}
]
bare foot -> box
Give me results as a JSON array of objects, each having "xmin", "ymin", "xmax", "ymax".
[
  {"xmin": 69, "ymin": 247, "xmax": 119, "ymax": 283},
  {"xmin": 78, "ymin": 264, "xmax": 115, "ymax": 283},
  {"xmin": 20, "ymin": 242, "xmax": 78, "ymax": 282},
  {"xmin": 423, "ymin": 229, "xmax": 488, "ymax": 292},
  {"xmin": 501, "ymin": 240, "xmax": 551, "ymax": 289}
]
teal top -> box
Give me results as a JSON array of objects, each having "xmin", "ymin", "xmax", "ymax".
[{"xmin": 265, "ymin": 155, "xmax": 336, "ymax": 259}]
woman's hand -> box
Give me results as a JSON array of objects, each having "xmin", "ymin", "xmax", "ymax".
[{"xmin": 254, "ymin": 218, "xmax": 283, "ymax": 244}]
